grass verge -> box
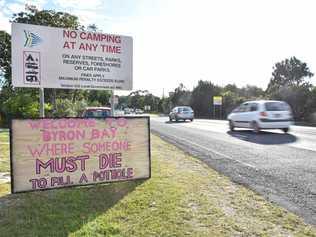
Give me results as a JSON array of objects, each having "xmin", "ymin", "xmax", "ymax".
[
  {"xmin": 0, "ymin": 130, "xmax": 10, "ymax": 173},
  {"xmin": 0, "ymin": 132, "xmax": 315, "ymax": 236}
]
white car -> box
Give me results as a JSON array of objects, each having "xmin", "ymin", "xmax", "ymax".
[
  {"xmin": 227, "ymin": 100, "xmax": 293, "ymax": 133},
  {"xmin": 169, "ymin": 106, "xmax": 194, "ymax": 122},
  {"xmin": 82, "ymin": 107, "xmax": 111, "ymax": 118},
  {"xmin": 135, "ymin": 109, "xmax": 144, "ymax": 114}
]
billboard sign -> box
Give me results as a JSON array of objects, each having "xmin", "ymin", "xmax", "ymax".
[
  {"xmin": 12, "ymin": 23, "xmax": 133, "ymax": 90},
  {"xmin": 10, "ymin": 117, "xmax": 150, "ymax": 193},
  {"xmin": 213, "ymin": 96, "xmax": 222, "ymax": 105}
]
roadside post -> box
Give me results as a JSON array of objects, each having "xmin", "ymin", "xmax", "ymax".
[
  {"xmin": 144, "ymin": 105, "xmax": 151, "ymax": 112},
  {"xmin": 213, "ymin": 96, "xmax": 222, "ymax": 119},
  {"xmin": 39, "ymin": 87, "xmax": 45, "ymax": 117},
  {"xmin": 111, "ymin": 90, "xmax": 115, "ymax": 116}
]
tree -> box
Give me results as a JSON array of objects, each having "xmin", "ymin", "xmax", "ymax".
[
  {"xmin": 267, "ymin": 57, "xmax": 313, "ymax": 92},
  {"xmin": 239, "ymin": 85, "xmax": 264, "ymax": 99},
  {"xmin": 190, "ymin": 80, "xmax": 220, "ymax": 118},
  {"xmin": 266, "ymin": 57, "xmax": 314, "ymax": 120},
  {"xmin": 169, "ymin": 83, "xmax": 191, "ymax": 108},
  {"xmin": 0, "ymin": 31, "xmax": 11, "ymax": 88},
  {"xmin": 221, "ymin": 90, "xmax": 243, "ymax": 118},
  {"xmin": 0, "ymin": 6, "xmax": 87, "ymax": 125},
  {"xmin": 87, "ymin": 90, "xmax": 111, "ymax": 106}
]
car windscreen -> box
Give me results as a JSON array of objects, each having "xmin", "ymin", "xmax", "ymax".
[
  {"xmin": 84, "ymin": 110, "xmax": 110, "ymax": 118},
  {"xmin": 179, "ymin": 107, "xmax": 193, "ymax": 112},
  {"xmin": 264, "ymin": 102, "xmax": 290, "ymax": 111}
]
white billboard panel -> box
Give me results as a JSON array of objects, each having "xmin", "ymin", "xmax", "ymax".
[{"xmin": 12, "ymin": 23, "xmax": 133, "ymax": 90}]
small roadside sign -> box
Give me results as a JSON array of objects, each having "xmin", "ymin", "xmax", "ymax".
[{"xmin": 213, "ymin": 96, "xmax": 222, "ymax": 105}]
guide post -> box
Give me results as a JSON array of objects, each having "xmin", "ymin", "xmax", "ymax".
[
  {"xmin": 111, "ymin": 90, "xmax": 115, "ymax": 116},
  {"xmin": 39, "ymin": 87, "xmax": 45, "ymax": 117},
  {"xmin": 213, "ymin": 96, "xmax": 223, "ymax": 119}
]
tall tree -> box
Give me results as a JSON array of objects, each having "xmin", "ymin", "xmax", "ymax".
[
  {"xmin": 169, "ymin": 83, "xmax": 191, "ymax": 108},
  {"xmin": 267, "ymin": 57, "xmax": 313, "ymax": 92},
  {"xmin": 266, "ymin": 57, "xmax": 314, "ymax": 120},
  {"xmin": 190, "ymin": 80, "xmax": 220, "ymax": 118},
  {"xmin": 0, "ymin": 31, "xmax": 11, "ymax": 88},
  {"xmin": 0, "ymin": 6, "xmax": 86, "ymax": 124}
]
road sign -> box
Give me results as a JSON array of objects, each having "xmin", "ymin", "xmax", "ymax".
[
  {"xmin": 11, "ymin": 117, "xmax": 150, "ymax": 193},
  {"xmin": 12, "ymin": 23, "xmax": 133, "ymax": 90},
  {"xmin": 213, "ymin": 96, "xmax": 222, "ymax": 105}
]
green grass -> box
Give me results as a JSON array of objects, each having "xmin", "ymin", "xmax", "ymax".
[
  {"xmin": 0, "ymin": 133, "xmax": 315, "ymax": 236},
  {"xmin": 0, "ymin": 130, "xmax": 10, "ymax": 173}
]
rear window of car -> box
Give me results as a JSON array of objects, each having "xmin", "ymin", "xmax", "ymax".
[
  {"xmin": 84, "ymin": 109, "xmax": 110, "ymax": 118},
  {"xmin": 179, "ymin": 107, "xmax": 193, "ymax": 112},
  {"xmin": 264, "ymin": 102, "xmax": 290, "ymax": 111}
]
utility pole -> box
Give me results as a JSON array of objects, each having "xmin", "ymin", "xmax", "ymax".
[
  {"xmin": 39, "ymin": 87, "xmax": 45, "ymax": 117},
  {"xmin": 111, "ymin": 90, "xmax": 115, "ymax": 116}
]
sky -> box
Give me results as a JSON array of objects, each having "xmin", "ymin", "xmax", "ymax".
[{"xmin": 1, "ymin": 0, "xmax": 316, "ymax": 97}]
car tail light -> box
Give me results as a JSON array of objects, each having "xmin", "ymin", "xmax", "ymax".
[{"xmin": 260, "ymin": 111, "xmax": 268, "ymax": 117}]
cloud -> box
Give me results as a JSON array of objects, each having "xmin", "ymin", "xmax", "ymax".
[
  {"xmin": 24, "ymin": 0, "xmax": 48, "ymax": 9},
  {"xmin": 53, "ymin": 0, "xmax": 103, "ymax": 10},
  {"xmin": 6, "ymin": 2, "xmax": 25, "ymax": 13},
  {"xmin": 0, "ymin": 10, "xmax": 10, "ymax": 32},
  {"xmin": 71, "ymin": 9, "xmax": 113, "ymax": 27},
  {"xmin": 0, "ymin": 0, "xmax": 50, "ymax": 33},
  {"xmin": 14, "ymin": 0, "xmax": 46, "ymax": 8}
]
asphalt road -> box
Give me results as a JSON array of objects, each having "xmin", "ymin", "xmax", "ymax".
[{"xmin": 150, "ymin": 116, "xmax": 316, "ymax": 225}]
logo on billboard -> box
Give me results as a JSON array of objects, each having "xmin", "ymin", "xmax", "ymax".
[
  {"xmin": 23, "ymin": 51, "xmax": 41, "ymax": 85},
  {"xmin": 24, "ymin": 30, "xmax": 42, "ymax": 47}
]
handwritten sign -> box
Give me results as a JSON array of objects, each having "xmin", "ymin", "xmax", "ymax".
[{"xmin": 10, "ymin": 117, "xmax": 150, "ymax": 193}]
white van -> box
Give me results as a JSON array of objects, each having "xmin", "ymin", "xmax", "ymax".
[{"xmin": 227, "ymin": 100, "xmax": 293, "ymax": 133}]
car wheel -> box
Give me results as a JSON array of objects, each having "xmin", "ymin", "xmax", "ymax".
[
  {"xmin": 282, "ymin": 127, "xmax": 289, "ymax": 133},
  {"xmin": 169, "ymin": 116, "xmax": 172, "ymax": 122},
  {"xmin": 190, "ymin": 119, "xmax": 193, "ymax": 122},
  {"xmin": 229, "ymin": 120, "xmax": 235, "ymax": 131},
  {"xmin": 252, "ymin": 121, "xmax": 260, "ymax": 133}
]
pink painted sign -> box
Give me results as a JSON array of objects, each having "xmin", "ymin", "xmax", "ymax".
[{"xmin": 10, "ymin": 117, "xmax": 150, "ymax": 193}]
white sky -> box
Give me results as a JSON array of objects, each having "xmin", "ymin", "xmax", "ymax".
[{"xmin": 1, "ymin": 0, "xmax": 316, "ymax": 96}]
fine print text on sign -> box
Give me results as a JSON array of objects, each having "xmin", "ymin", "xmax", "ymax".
[
  {"xmin": 11, "ymin": 117, "xmax": 150, "ymax": 193},
  {"xmin": 12, "ymin": 23, "xmax": 133, "ymax": 90}
]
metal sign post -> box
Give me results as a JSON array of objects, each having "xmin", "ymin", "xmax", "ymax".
[
  {"xmin": 39, "ymin": 87, "xmax": 45, "ymax": 117},
  {"xmin": 213, "ymin": 96, "xmax": 223, "ymax": 120},
  {"xmin": 111, "ymin": 90, "xmax": 115, "ymax": 116}
]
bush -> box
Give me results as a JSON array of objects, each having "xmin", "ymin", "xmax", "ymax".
[{"xmin": 52, "ymin": 99, "xmax": 88, "ymax": 117}]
